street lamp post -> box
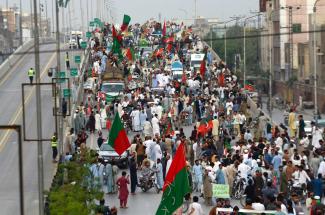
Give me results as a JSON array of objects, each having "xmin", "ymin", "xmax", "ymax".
[
  {"xmin": 19, "ymin": 0, "xmax": 23, "ymax": 45},
  {"xmin": 268, "ymin": 9, "xmax": 276, "ymax": 120},
  {"xmin": 243, "ymin": 15, "xmax": 260, "ymax": 87},
  {"xmin": 313, "ymin": 0, "xmax": 321, "ymax": 120}
]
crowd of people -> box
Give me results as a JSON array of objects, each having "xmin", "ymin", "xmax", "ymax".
[{"xmin": 62, "ymin": 20, "xmax": 325, "ymax": 215}]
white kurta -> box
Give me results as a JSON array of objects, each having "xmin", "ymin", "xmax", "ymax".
[
  {"xmin": 312, "ymin": 126, "xmax": 323, "ymax": 149},
  {"xmin": 130, "ymin": 110, "xmax": 141, "ymax": 131},
  {"xmin": 151, "ymin": 117, "xmax": 160, "ymax": 136},
  {"xmin": 95, "ymin": 113, "xmax": 101, "ymax": 131},
  {"xmin": 143, "ymin": 121, "xmax": 152, "ymax": 137}
]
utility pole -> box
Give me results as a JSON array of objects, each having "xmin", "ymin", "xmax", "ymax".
[
  {"xmin": 45, "ymin": 0, "xmax": 48, "ymax": 36},
  {"xmin": 30, "ymin": 0, "xmax": 33, "ymax": 38},
  {"xmin": 194, "ymin": 0, "xmax": 197, "ymax": 18},
  {"xmin": 80, "ymin": 0, "xmax": 84, "ymax": 32},
  {"xmin": 19, "ymin": 0, "xmax": 23, "ymax": 45},
  {"xmin": 313, "ymin": 0, "xmax": 320, "ymax": 120},
  {"xmin": 56, "ymin": 0, "xmax": 63, "ymax": 161},
  {"xmin": 68, "ymin": 2, "xmax": 72, "ymax": 32},
  {"xmin": 288, "ymin": 6, "xmax": 293, "ymax": 79},
  {"xmin": 33, "ymin": 0, "xmax": 44, "ymax": 214},
  {"xmin": 86, "ymin": 0, "xmax": 89, "ymax": 31},
  {"xmin": 243, "ymin": 14, "xmax": 261, "ymax": 87},
  {"xmin": 269, "ymin": 10, "xmax": 274, "ymax": 120}
]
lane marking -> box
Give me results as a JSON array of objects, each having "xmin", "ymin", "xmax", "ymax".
[{"xmin": 0, "ymin": 53, "xmax": 56, "ymax": 151}]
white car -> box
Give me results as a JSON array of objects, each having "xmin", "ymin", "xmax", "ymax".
[
  {"xmin": 296, "ymin": 120, "xmax": 312, "ymax": 136},
  {"xmin": 97, "ymin": 144, "xmax": 128, "ymax": 169}
]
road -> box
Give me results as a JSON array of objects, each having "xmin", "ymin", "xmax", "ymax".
[
  {"xmin": 0, "ymin": 43, "xmax": 82, "ymax": 215},
  {"xmin": 88, "ymin": 125, "xmax": 244, "ymax": 214}
]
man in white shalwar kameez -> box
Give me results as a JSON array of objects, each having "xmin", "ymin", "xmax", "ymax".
[
  {"xmin": 143, "ymin": 119, "xmax": 152, "ymax": 137},
  {"xmin": 130, "ymin": 108, "xmax": 141, "ymax": 132},
  {"xmin": 95, "ymin": 111, "xmax": 101, "ymax": 131},
  {"xmin": 311, "ymin": 124, "xmax": 323, "ymax": 149},
  {"xmin": 151, "ymin": 114, "xmax": 160, "ymax": 136}
]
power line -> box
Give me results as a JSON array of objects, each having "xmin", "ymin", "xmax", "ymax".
[{"xmin": 3, "ymin": 28, "xmax": 325, "ymax": 57}]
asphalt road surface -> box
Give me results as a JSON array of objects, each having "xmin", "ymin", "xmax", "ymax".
[{"xmin": 0, "ymin": 43, "xmax": 82, "ymax": 215}]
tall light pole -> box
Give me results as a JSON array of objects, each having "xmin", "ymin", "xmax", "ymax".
[
  {"xmin": 19, "ymin": 0, "xmax": 23, "ymax": 45},
  {"xmin": 33, "ymin": 0, "xmax": 44, "ymax": 214},
  {"xmin": 268, "ymin": 9, "xmax": 275, "ymax": 119},
  {"xmin": 243, "ymin": 14, "xmax": 261, "ymax": 87},
  {"xmin": 243, "ymin": 14, "xmax": 260, "ymax": 87},
  {"xmin": 313, "ymin": 0, "xmax": 321, "ymax": 120},
  {"xmin": 194, "ymin": 0, "xmax": 197, "ymax": 18}
]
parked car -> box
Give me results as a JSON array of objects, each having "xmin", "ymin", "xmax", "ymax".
[
  {"xmin": 97, "ymin": 143, "xmax": 128, "ymax": 169},
  {"xmin": 296, "ymin": 120, "xmax": 312, "ymax": 136}
]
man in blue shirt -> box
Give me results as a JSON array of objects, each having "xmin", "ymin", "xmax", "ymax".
[{"xmin": 272, "ymin": 151, "xmax": 282, "ymax": 181}]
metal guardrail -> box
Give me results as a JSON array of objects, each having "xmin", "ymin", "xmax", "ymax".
[{"xmin": 66, "ymin": 47, "xmax": 91, "ymax": 135}]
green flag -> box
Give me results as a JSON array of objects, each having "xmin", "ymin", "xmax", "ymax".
[
  {"xmin": 121, "ymin": 14, "xmax": 131, "ymax": 31},
  {"xmin": 155, "ymin": 143, "xmax": 190, "ymax": 215}
]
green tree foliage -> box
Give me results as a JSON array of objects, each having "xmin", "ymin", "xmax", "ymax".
[
  {"xmin": 48, "ymin": 149, "xmax": 103, "ymax": 215},
  {"xmin": 206, "ymin": 25, "xmax": 261, "ymax": 76}
]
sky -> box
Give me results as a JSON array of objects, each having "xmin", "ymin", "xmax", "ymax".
[{"xmin": 0, "ymin": 0, "xmax": 259, "ymax": 29}]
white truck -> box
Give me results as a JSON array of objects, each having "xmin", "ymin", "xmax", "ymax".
[
  {"xmin": 190, "ymin": 53, "xmax": 205, "ymax": 73},
  {"xmin": 69, "ymin": 31, "xmax": 83, "ymax": 49}
]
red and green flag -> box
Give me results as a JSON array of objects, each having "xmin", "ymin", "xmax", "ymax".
[
  {"xmin": 125, "ymin": 47, "xmax": 135, "ymax": 61},
  {"xmin": 112, "ymin": 25, "xmax": 123, "ymax": 60},
  {"xmin": 156, "ymin": 143, "xmax": 190, "ymax": 215},
  {"xmin": 200, "ymin": 49, "xmax": 208, "ymax": 78},
  {"xmin": 108, "ymin": 113, "xmax": 130, "ymax": 155},
  {"xmin": 121, "ymin": 14, "xmax": 131, "ymax": 32},
  {"xmin": 164, "ymin": 117, "xmax": 174, "ymax": 136},
  {"xmin": 162, "ymin": 20, "xmax": 166, "ymax": 37}
]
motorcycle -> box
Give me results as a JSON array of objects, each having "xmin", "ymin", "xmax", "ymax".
[{"xmin": 137, "ymin": 171, "xmax": 160, "ymax": 193}]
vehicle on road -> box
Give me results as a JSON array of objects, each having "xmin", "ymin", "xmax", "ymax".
[
  {"xmin": 190, "ymin": 53, "xmax": 205, "ymax": 72},
  {"xmin": 101, "ymin": 67, "xmax": 126, "ymax": 102},
  {"xmin": 97, "ymin": 144, "xmax": 128, "ymax": 169},
  {"xmin": 69, "ymin": 31, "xmax": 82, "ymax": 49},
  {"xmin": 138, "ymin": 171, "xmax": 159, "ymax": 193}
]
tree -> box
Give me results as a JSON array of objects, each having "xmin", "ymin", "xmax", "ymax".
[
  {"xmin": 205, "ymin": 25, "xmax": 261, "ymax": 77},
  {"xmin": 47, "ymin": 149, "xmax": 104, "ymax": 215}
]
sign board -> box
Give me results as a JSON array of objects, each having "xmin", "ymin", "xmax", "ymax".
[
  {"xmin": 89, "ymin": 21, "xmax": 95, "ymax": 27},
  {"xmin": 80, "ymin": 41, "xmax": 87, "ymax": 49},
  {"xmin": 292, "ymin": 23, "xmax": 302, "ymax": 33},
  {"xmin": 74, "ymin": 55, "xmax": 81, "ymax": 64},
  {"xmin": 59, "ymin": 71, "xmax": 66, "ymax": 78},
  {"xmin": 58, "ymin": 71, "xmax": 66, "ymax": 83},
  {"xmin": 212, "ymin": 184, "xmax": 230, "ymax": 198},
  {"xmin": 94, "ymin": 18, "xmax": 101, "ymax": 24},
  {"xmin": 70, "ymin": 68, "xmax": 78, "ymax": 77},
  {"xmin": 63, "ymin": 89, "xmax": 71, "ymax": 98},
  {"xmin": 86, "ymin": 31, "xmax": 92, "ymax": 38}
]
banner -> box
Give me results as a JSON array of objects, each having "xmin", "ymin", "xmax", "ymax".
[{"xmin": 212, "ymin": 184, "xmax": 230, "ymax": 198}]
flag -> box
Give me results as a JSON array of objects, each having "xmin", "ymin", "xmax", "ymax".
[
  {"xmin": 244, "ymin": 84, "xmax": 255, "ymax": 92},
  {"xmin": 155, "ymin": 48, "xmax": 164, "ymax": 58},
  {"xmin": 164, "ymin": 117, "xmax": 174, "ymax": 136},
  {"xmin": 165, "ymin": 36, "xmax": 174, "ymax": 53},
  {"xmin": 155, "ymin": 143, "xmax": 190, "ymax": 215},
  {"xmin": 181, "ymin": 72, "xmax": 187, "ymax": 83},
  {"xmin": 162, "ymin": 21, "xmax": 166, "ymax": 37},
  {"xmin": 125, "ymin": 47, "xmax": 135, "ymax": 61},
  {"xmin": 218, "ymin": 72, "xmax": 225, "ymax": 87},
  {"xmin": 121, "ymin": 14, "xmax": 131, "ymax": 32},
  {"xmin": 200, "ymin": 50, "xmax": 207, "ymax": 78},
  {"xmin": 108, "ymin": 113, "xmax": 130, "ymax": 155},
  {"xmin": 112, "ymin": 25, "xmax": 123, "ymax": 60}
]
